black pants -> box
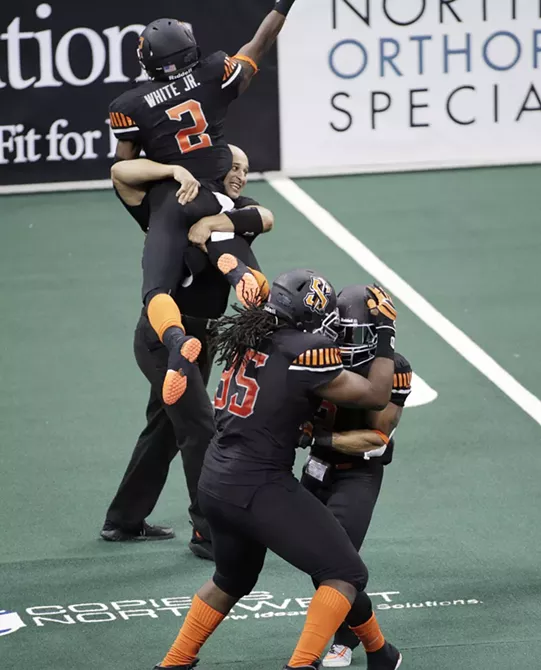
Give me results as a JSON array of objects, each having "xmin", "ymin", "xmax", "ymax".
[
  {"xmin": 105, "ymin": 315, "xmax": 215, "ymax": 538},
  {"xmin": 142, "ymin": 181, "xmax": 224, "ymax": 302},
  {"xmin": 199, "ymin": 475, "xmax": 369, "ymax": 601},
  {"xmin": 302, "ymin": 462, "xmax": 385, "ymax": 648}
]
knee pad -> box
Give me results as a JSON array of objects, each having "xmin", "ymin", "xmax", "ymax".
[
  {"xmin": 212, "ymin": 570, "xmax": 259, "ymax": 601},
  {"xmin": 313, "ymin": 558, "xmax": 368, "ymax": 593}
]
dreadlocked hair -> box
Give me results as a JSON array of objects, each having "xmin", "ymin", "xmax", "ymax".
[{"xmin": 209, "ymin": 304, "xmax": 287, "ymax": 372}]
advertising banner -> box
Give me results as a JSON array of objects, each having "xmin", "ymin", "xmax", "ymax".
[
  {"xmin": 278, "ymin": 0, "xmax": 541, "ymax": 174},
  {"xmin": 0, "ymin": 1, "xmax": 280, "ymax": 191}
]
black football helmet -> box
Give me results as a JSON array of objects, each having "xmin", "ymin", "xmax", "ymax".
[
  {"xmin": 336, "ymin": 285, "xmax": 378, "ymax": 368},
  {"xmin": 138, "ymin": 19, "xmax": 200, "ymax": 81},
  {"xmin": 264, "ymin": 269, "xmax": 339, "ymax": 340}
]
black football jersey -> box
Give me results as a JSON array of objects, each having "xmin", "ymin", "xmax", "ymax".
[
  {"xmin": 199, "ymin": 329, "xmax": 344, "ymax": 506},
  {"xmin": 109, "ymin": 52, "xmax": 244, "ymax": 181},
  {"xmin": 311, "ymin": 352, "xmax": 412, "ymax": 467}
]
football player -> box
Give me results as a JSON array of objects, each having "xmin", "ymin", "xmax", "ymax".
[
  {"xmin": 153, "ymin": 272, "xmax": 401, "ymax": 670},
  {"xmin": 101, "ymin": 149, "xmax": 271, "ymax": 559},
  {"xmin": 109, "ymin": 0, "xmax": 298, "ymax": 406},
  {"xmin": 300, "ymin": 284, "xmax": 411, "ymax": 668}
]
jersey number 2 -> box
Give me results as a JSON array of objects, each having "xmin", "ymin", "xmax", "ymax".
[
  {"xmin": 166, "ymin": 100, "xmax": 212, "ymax": 154},
  {"xmin": 215, "ymin": 350, "xmax": 269, "ymax": 418}
]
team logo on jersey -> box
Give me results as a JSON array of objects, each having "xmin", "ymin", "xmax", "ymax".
[
  {"xmin": 0, "ymin": 610, "xmax": 26, "ymax": 637},
  {"xmin": 304, "ymin": 277, "xmax": 331, "ymax": 314}
]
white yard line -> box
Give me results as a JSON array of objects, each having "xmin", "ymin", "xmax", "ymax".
[{"xmin": 265, "ymin": 173, "xmax": 541, "ymax": 427}]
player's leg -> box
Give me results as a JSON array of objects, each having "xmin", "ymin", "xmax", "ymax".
[
  {"xmin": 245, "ymin": 478, "xmax": 400, "ymax": 669},
  {"xmin": 156, "ymin": 491, "xmax": 267, "ymax": 669},
  {"xmin": 143, "ymin": 182, "xmax": 221, "ymax": 403},
  {"xmin": 320, "ymin": 466, "xmax": 385, "ymax": 666},
  {"xmin": 183, "ymin": 315, "xmax": 214, "ymax": 387},
  {"xmin": 182, "ymin": 234, "xmax": 268, "ymax": 305},
  {"xmin": 101, "ymin": 384, "xmax": 177, "ymax": 541},
  {"xmin": 206, "ymin": 234, "xmax": 268, "ymax": 305},
  {"xmin": 134, "ymin": 313, "xmax": 214, "ymax": 550}
]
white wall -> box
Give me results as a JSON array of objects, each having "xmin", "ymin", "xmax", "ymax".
[{"xmin": 279, "ymin": 0, "xmax": 541, "ymax": 175}]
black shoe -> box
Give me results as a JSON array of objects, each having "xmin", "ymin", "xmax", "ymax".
[
  {"xmin": 100, "ymin": 521, "xmax": 175, "ymax": 542},
  {"xmin": 283, "ymin": 662, "xmax": 321, "ymax": 669},
  {"xmin": 189, "ymin": 530, "xmax": 214, "ymax": 561},
  {"xmin": 153, "ymin": 660, "xmax": 198, "ymax": 670},
  {"xmin": 366, "ymin": 642, "xmax": 402, "ymax": 670}
]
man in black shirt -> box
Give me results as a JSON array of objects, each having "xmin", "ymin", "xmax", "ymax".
[
  {"xmin": 153, "ymin": 273, "xmax": 402, "ymax": 670},
  {"xmin": 110, "ymin": 1, "xmax": 298, "ymax": 407},
  {"xmin": 101, "ymin": 148, "xmax": 272, "ymax": 559},
  {"xmin": 300, "ymin": 284, "xmax": 412, "ymax": 668}
]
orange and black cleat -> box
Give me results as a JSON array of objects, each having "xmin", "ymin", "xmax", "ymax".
[
  {"xmin": 217, "ymin": 253, "xmax": 265, "ymax": 307},
  {"xmin": 162, "ymin": 335, "xmax": 202, "ymax": 405}
]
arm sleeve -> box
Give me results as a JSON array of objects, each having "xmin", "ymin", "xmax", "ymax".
[
  {"xmin": 109, "ymin": 96, "xmax": 142, "ymax": 143},
  {"xmin": 234, "ymin": 196, "xmax": 260, "ymax": 208},
  {"xmin": 391, "ymin": 354, "xmax": 412, "ymax": 408}
]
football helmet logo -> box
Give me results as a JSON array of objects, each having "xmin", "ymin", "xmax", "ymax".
[{"xmin": 304, "ymin": 277, "xmax": 332, "ymax": 314}]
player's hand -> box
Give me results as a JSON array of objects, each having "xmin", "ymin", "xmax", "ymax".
[
  {"xmin": 366, "ymin": 284, "xmax": 397, "ymax": 327},
  {"xmin": 173, "ymin": 166, "xmax": 200, "ymax": 206},
  {"xmin": 188, "ymin": 218, "xmax": 213, "ymax": 252}
]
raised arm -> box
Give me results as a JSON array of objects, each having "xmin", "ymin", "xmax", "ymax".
[{"xmin": 235, "ymin": 0, "xmax": 297, "ymax": 94}]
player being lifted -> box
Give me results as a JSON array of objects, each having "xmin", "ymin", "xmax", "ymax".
[{"xmin": 109, "ymin": 0, "xmax": 297, "ymax": 405}]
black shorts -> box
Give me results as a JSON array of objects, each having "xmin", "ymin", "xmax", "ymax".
[{"xmin": 199, "ymin": 473, "xmax": 368, "ymax": 600}]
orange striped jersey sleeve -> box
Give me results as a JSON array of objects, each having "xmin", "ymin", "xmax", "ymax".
[
  {"xmin": 290, "ymin": 347, "xmax": 343, "ymax": 371},
  {"xmin": 109, "ymin": 112, "xmax": 138, "ymax": 130},
  {"xmin": 391, "ymin": 354, "xmax": 413, "ymax": 407},
  {"xmin": 109, "ymin": 99, "xmax": 141, "ymax": 140},
  {"xmin": 221, "ymin": 54, "xmax": 243, "ymax": 90}
]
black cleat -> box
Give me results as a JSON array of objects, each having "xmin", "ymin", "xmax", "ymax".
[
  {"xmin": 153, "ymin": 661, "xmax": 199, "ymax": 670},
  {"xmin": 100, "ymin": 521, "xmax": 175, "ymax": 542},
  {"xmin": 283, "ymin": 662, "xmax": 321, "ymax": 669},
  {"xmin": 189, "ymin": 530, "xmax": 214, "ymax": 561},
  {"xmin": 366, "ymin": 642, "xmax": 402, "ymax": 670}
]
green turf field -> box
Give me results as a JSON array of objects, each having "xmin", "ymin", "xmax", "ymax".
[{"xmin": 1, "ymin": 166, "xmax": 541, "ymax": 669}]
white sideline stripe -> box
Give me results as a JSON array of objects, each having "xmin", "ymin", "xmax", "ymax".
[
  {"xmin": 275, "ymin": 156, "xmax": 541, "ymax": 179},
  {"xmin": 407, "ymin": 373, "xmax": 438, "ymax": 408},
  {"xmin": 265, "ymin": 174, "xmax": 541, "ymax": 428},
  {"xmin": 0, "ymin": 172, "xmax": 264, "ymax": 196}
]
